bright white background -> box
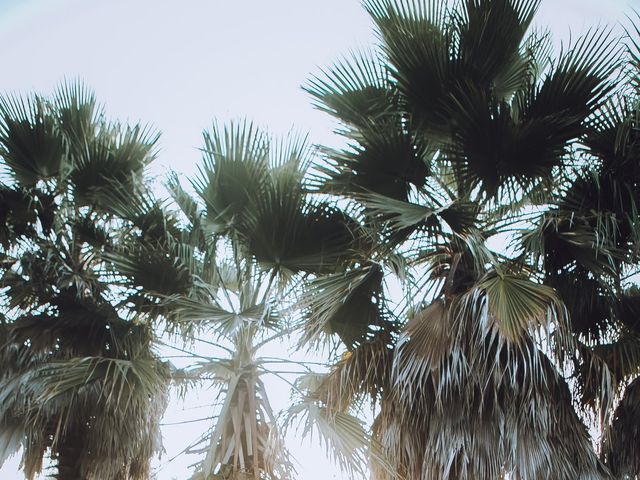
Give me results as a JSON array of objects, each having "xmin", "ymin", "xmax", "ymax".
[{"xmin": 0, "ymin": 0, "xmax": 632, "ymax": 478}]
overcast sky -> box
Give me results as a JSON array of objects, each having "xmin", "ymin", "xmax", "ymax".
[{"xmin": 0, "ymin": 0, "xmax": 634, "ymax": 479}]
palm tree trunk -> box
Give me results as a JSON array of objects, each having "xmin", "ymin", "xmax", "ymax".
[{"xmin": 56, "ymin": 428, "xmax": 84, "ymax": 480}]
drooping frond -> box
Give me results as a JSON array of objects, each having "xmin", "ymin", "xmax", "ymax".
[
  {"xmin": 299, "ymin": 263, "xmax": 390, "ymax": 349},
  {"xmin": 320, "ymin": 331, "xmax": 395, "ymax": 412},
  {"xmin": 388, "ymin": 292, "xmax": 604, "ymax": 479},
  {"xmin": 0, "ymin": 355, "xmax": 169, "ymax": 480},
  {"xmin": 602, "ymin": 375, "xmax": 640, "ymax": 478},
  {"xmin": 285, "ymin": 396, "xmax": 386, "ymax": 479}
]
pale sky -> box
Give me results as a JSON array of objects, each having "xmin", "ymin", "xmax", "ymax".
[{"xmin": 0, "ymin": 0, "xmax": 634, "ymax": 479}]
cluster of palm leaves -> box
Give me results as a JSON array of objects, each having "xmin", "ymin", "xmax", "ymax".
[
  {"xmin": 0, "ymin": 84, "xmax": 170, "ymax": 478},
  {"xmin": 108, "ymin": 122, "xmax": 336, "ymax": 480},
  {"xmin": 2, "ymin": 0, "xmax": 640, "ymax": 479},
  {"xmin": 294, "ymin": 0, "xmax": 640, "ymax": 478},
  {"xmin": 296, "ymin": 0, "xmax": 640, "ymax": 479}
]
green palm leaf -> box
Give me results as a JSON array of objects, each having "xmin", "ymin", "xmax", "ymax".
[
  {"xmin": 0, "ymin": 93, "xmax": 64, "ymax": 186},
  {"xmin": 477, "ymin": 270, "xmax": 563, "ymax": 344},
  {"xmin": 299, "ymin": 263, "xmax": 387, "ymax": 349},
  {"xmin": 305, "ymin": 49, "xmax": 392, "ymax": 129}
]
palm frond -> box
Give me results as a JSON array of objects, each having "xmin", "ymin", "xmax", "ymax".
[
  {"xmin": 0, "ymin": 421, "xmax": 23, "ymax": 469},
  {"xmin": 0, "ymin": 184, "xmax": 37, "ymax": 247},
  {"xmin": 477, "ymin": 270, "xmax": 564, "ymax": 344},
  {"xmin": 305, "ymin": 49, "xmax": 392, "ymax": 129},
  {"xmin": 299, "ymin": 263, "xmax": 388, "ymax": 350},
  {"xmin": 166, "ymin": 171, "xmax": 205, "ymax": 238},
  {"xmin": 576, "ymin": 331, "xmax": 640, "ymax": 421},
  {"xmin": 105, "ymin": 239, "xmax": 194, "ymax": 298},
  {"xmin": 456, "ymin": 0, "xmax": 540, "ymax": 95},
  {"xmin": 0, "ymin": 355, "xmax": 169, "ymax": 480},
  {"xmin": 390, "ymin": 295, "xmax": 605, "ymax": 479},
  {"xmin": 285, "ymin": 399, "xmax": 380, "ymax": 478},
  {"xmin": 166, "ymin": 296, "xmax": 278, "ymax": 338},
  {"xmin": 0, "ymin": 92, "xmax": 64, "ymax": 186},
  {"xmin": 246, "ymin": 200, "xmax": 359, "ymax": 275},
  {"xmin": 363, "ymin": 0, "xmax": 452, "ymax": 132},
  {"xmin": 193, "ymin": 119, "xmax": 269, "ymax": 235},
  {"xmin": 319, "ymin": 332, "xmax": 395, "ymax": 412},
  {"xmin": 53, "ymin": 79, "xmax": 103, "ymax": 151},
  {"xmin": 623, "ymin": 9, "xmax": 640, "ymax": 92},
  {"xmin": 40, "ymin": 355, "xmax": 169, "ymax": 479},
  {"xmin": 316, "ymin": 123, "xmax": 432, "ymax": 201},
  {"xmin": 68, "ymin": 123, "xmax": 159, "ymax": 208},
  {"xmin": 357, "ymin": 190, "xmax": 478, "ymax": 236}
]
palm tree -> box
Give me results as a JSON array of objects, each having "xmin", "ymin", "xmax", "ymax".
[
  {"xmin": 532, "ymin": 14, "xmax": 640, "ymax": 478},
  {"xmin": 281, "ymin": 0, "xmax": 640, "ymax": 478},
  {"xmin": 0, "ymin": 83, "xmax": 170, "ymax": 479},
  {"xmin": 107, "ymin": 121, "xmax": 362, "ymax": 479}
]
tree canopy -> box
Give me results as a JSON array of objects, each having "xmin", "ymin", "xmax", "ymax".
[{"xmin": 2, "ymin": 1, "xmax": 640, "ymax": 479}]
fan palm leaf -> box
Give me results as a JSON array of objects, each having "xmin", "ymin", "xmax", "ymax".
[{"xmin": 0, "ymin": 81, "xmax": 170, "ymax": 479}]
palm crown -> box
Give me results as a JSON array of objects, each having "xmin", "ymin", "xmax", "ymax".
[
  {"xmin": 282, "ymin": 0, "xmax": 640, "ymax": 478},
  {"xmin": 0, "ymin": 83, "xmax": 170, "ymax": 480}
]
